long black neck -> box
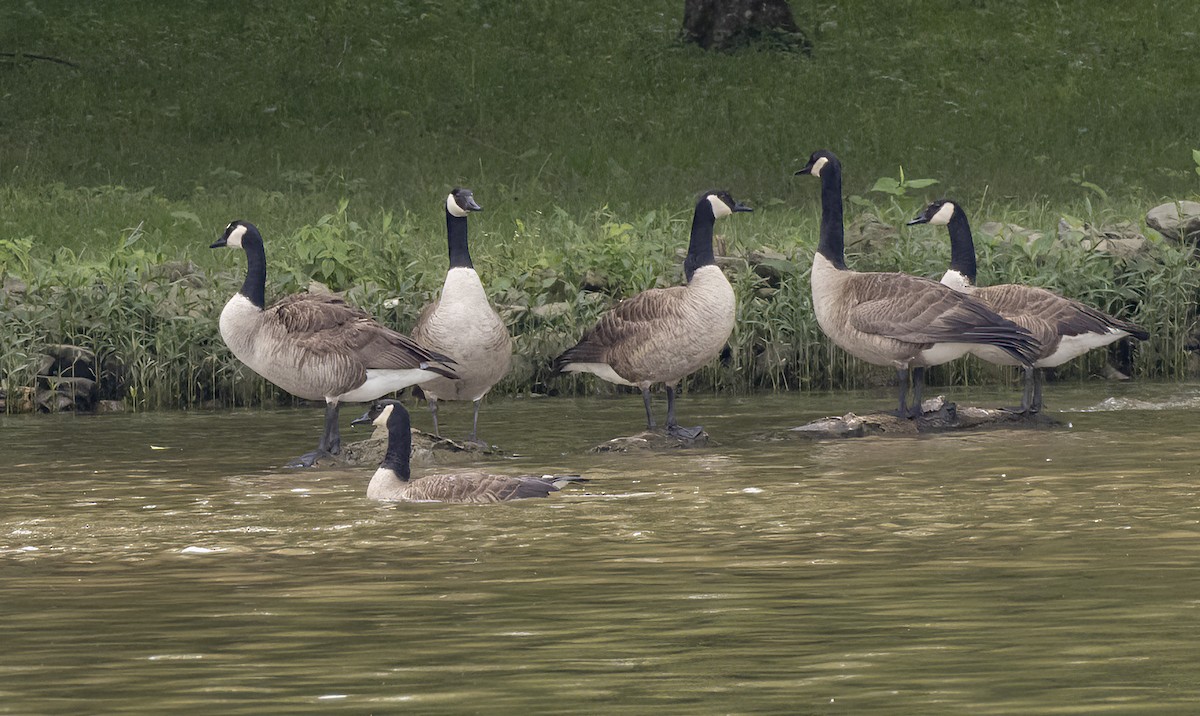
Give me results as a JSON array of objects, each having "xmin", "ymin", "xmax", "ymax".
[
  {"xmin": 380, "ymin": 414, "xmax": 412, "ymax": 481},
  {"xmin": 240, "ymin": 233, "xmax": 267, "ymax": 309},
  {"xmin": 684, "ymin": 200, "xmax": 717, "ymax": 282},
  {"xmin": 945, "ymin": 208, "xmax": 978, "ymax": 284},
  {"xmin": 446, "ymin": 210, "xmax": 473, "ymax": 269},
  {"xmin": 817, "ymin": 163, "xmax": 848, "ymax": 270}
]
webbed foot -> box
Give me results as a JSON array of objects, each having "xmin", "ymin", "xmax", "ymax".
[
  {"xmin": 666, "ymin": 424, "xmax": 704, "ymax": 441},
  {"xmin": 285, "ymin": 450, "xmax": 334, "ymax": 469}
]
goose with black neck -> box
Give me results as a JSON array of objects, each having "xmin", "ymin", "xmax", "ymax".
[
  {"xmin": 210, "ymin": 220, "xmax": 457, "ymax": 468},
  {"xmin": 908, "ymin": 198, "xmax": 1149, "ymax": 413},
  {"xmin": 351, "ymin": 399, "xmax": 587, "ymax": 503},
  {"xmin": 553, "ymin": 190, "xmax": 752, "ymax": 439},
  {"xmin": 797, "ymin": 150, "xmax": 1039, "ymax": 418},
  {"xmin": 411, "ymin": 188, "xmax": 512, "ymax": 445}
]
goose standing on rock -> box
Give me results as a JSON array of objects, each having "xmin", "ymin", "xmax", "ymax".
[
  {"xmin": 351, "ymin": 399, "xmax": 587, "ymax": 502},
  {"xmin": 797, "ymin": 150, "xmax": 1040, "ymax": 417},
  {"xmin": 211, "ymin": 220, "xmax": 457, "ymax": 468},
  {"xmin": 907, "ymin": 199, "xmax": 1150, "ymax": 413},
  {"xmin": 552, "ymin": 190, "xmax": 752, "ymax": 439},
  {"xmin": 411, "ymin": 188, "xmax": 512, "ymax": 444}
]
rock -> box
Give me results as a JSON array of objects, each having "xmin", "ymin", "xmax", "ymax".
[
  {"xmin": 143, "ymin": 259, "xmax": 203, "ymax": 285},
  {"xmin": 979, "ymin": 221, "xmax": 1045, "ymax": 245},
  {"xmin": 1058, "ymin": 218, "xmax": 1149, "ymax": 258},
  {"xmin": 581, "ymin": 269, "xmax": 609, "ymax": 293},
  {"xmin": 846, "ymin": 213, "xmax": 899, "ymax": 252},
  {"xmin": 43, "ymin": 375, "xmax": 97, "ymax": 401},
  {"xmin": 1100, "ymin": 363, "xmax": 1130, "ymax": 381},
  {"xmin": 2, "ymin": 276, "xmax": 27, "ymax": 297},
  {"xmin": 784, "ymin": 395, "xmax": 1060, "ymax": 439},
  {"xmin": 746, "ymin": 249, "xmax": 800, "ymax": 286},
  {"xmin": 5, "ymin": 387, "xmax": 37, "ymax": 413},
  {"xmin": 713, "ymin": 254, "xmax": 747, "ymax": 273},
  {"xmin": 35, "ymin": 389, "xmax": 76, "ymax": 412},
  {"xmin": 589, "ymin": 428, "xmax": 710, "ymax": 453},
  {"xmin": 34, "ymin": 345, "xmax": 102, "ymax": 411},
  {"xmin": 1146, "ymin": 201, "xmax": 1200, "ymax": 243},
  {"xmin": 530, "ymin": 302, "xmax": 572, "ymax": 321},
  {"xmin": 95, "ymin": 400, "xmax": 126, "ymax": 413},
  {"xmin": 337, "ymin": 426, "xmax": 504, "ymax": 468},
  {"xmin": 41, "ymin": 344, "xmax": 97, "ymax": 378}
]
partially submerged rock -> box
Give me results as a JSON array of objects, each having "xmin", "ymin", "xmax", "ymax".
[
  {"xmin": 786, "ymin": 396, "xmax": 1060, "ymax": 439},
  {"xmin": 335, "ymin": 427, "xmax": 505, "ymax": 468},
  {"xmin": 590, "ymin": 428, "xmax": 710, "ymax": 453}
]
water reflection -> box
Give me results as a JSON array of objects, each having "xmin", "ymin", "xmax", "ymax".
[{"xmin": 3, "ymin": 383, "xmax": 1200, "ymax": 712}]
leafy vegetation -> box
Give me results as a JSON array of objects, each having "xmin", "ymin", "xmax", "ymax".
[{"xmin": 1, "ymin": 1, "xmax": 1198, "ymax": 410}]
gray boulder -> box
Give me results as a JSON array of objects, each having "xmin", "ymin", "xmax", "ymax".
[{"xmin": 1146, "ymin": 200, "xmax": 1200, "ymax": 242}]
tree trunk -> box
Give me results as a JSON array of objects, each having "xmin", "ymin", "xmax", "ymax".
[{"xmin": 681, "ymin": 0, "xmax": 810, "ymax": 52}]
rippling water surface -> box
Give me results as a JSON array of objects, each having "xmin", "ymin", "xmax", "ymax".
[{"xmin": 3, "ymin": 382, "xmax": 1200, "ymax": 714}]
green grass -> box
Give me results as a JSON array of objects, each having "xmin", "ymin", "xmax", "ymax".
[{"xmin": 2, "ymin": 1, "xmax": 1199, "ymax": 409}]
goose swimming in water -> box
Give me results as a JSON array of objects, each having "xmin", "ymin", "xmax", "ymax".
[
  {"xmin": 411, "ymin": 188, "xmax": 513, "ymax": 444},
  {"xmin": 552, "ymin": 190, "xmax": 752, "ymax": 438},
  {"xmin": 797, "ymin": 150, "xmax": 1040, "ymax": 417},
  {"xmin": 211, "ymin": 220, "xmax": 457, "ymax": 468},
  {"xmin": 351, "ymin": 399, "xmax": 587, "ymax": 502},
  {"xmin": 907, "ymin": 199, "xmax": 1149, "ymax": 413}
]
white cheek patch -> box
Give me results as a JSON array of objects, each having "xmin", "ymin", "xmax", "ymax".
[
  {"xmin": 940, "ymin": 269, "xmax": 973, "ymax": 291},
  {"xmin": 707, "ymin": 194, "xmax": 732, "ymax": 218},
  {"xmin": 930, "ymin": 202, "xmax": 957, "ymax": 226},
  {"xmin": 446, "ymin": 194, "xmax": 470, "ymax": 218},
  {"xmin": 810, "ymin": 156, "xmax": 829, "ymax": 176},
  {"xmin": 374, "ymin": 403, "xmax": 394, "ymax": 426},
  {"xmin": 226, "ymin": 224, "xmax": 247, "ymax": 248}
]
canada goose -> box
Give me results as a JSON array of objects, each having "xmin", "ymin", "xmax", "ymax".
[
  {"xmin": 350, "ymin": 399, "xmax": 587, "ymax": 502},
  {"xmin": 797, "ymin": 150, "xmax": 1040, "ymax": 418},
  {"xmin": 907, "ymin": 199, "xmax": 1150, "ymax": 413},
  {"xmin": 552, "ymin": 190, "xmax": 752, "ymax": 438},
  {"xmin": 410, "ymin": 188, "xmax": 512, "ymax": 443},
  {"xmin": 211, "ymin": 220, "xmax": 457, "ymax": 468}
]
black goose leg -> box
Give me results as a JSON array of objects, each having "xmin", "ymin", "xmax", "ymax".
[
  {"xmin": 1006, "ymin": 366, "xmax": 1036, "ymax": 414},
  {"xmin": 665, "ymin": 385, "xmax": 703, "ymax": 440},
  {"xmin": 428, "ymin": 398, "xmax": 441, "ymax": 437},
  {"xmin": 287, "ymin": 401, "xmax": 341, "ymax": 468},
  {"xmin": 641, "ymin": 387, "xmax": 656, "ymax": 430},
  {"xmin": 909, "ymin": 367, "xmax": 926, "ymax": 418},
  {"xmin": 893, "ymin": 368, "xmax": 911, "ymax": 418},
  {"xmin": 1031, "ymin": 368, "xmax": 1044, "ymax": 413},
  {"xmin": 470, "ymin": 395, "xmax": 484, "ymax": 441}
]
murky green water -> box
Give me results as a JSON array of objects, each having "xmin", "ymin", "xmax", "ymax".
[{"xmin": 3, "ymin": 383, "xmax": 1200, "ymax": 714}]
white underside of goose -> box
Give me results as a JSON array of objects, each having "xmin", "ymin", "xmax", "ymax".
[
  {"xmin": 416, "ymin": 267, "xmax": 512, "ymax": 402},
  {"xmin": 812, "ymin": 253, "xmax": 976, "ymax": 369},
  {"xmin": 339, "ymin": 368, "xmax": 444, "ymax": 402},
  {"xmin": 941, "ymin": 271, "xmax": 1131, "ymax": 368},
  {"xmin": 560, "ymin": 362, "xmax": 638, "ymax": 387},
  {"xmin": 1039, "ymin": 328, "xmax": 1129, "ymax": 367}
]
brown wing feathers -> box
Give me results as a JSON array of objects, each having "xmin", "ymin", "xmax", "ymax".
[
  {"xmin": 272, "ymin": 294, "xmax": 457, "ymax": 378},
  {"xmin": 552, "ymin": 288, "xmax": 683, "ymax": 371},
  {"xmin": 848, "ymin": 273, "xmax": 1040, "ymax": 364}
]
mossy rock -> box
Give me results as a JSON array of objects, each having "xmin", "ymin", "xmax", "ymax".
[
  {"xmin": 335, "ymin": 427, "xmax": 505, "ymax": 468},
  {"xmin": 590, "ymin": 428, "xmax": 710, "ymax": 453},
  {"xmin": 784, "ymin": 396, "xmax": 1060, "ymax": 439}
]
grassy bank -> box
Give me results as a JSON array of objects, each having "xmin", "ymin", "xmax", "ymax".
[
  {"xmin": 2, "ymin": 184, "xmax": 1194, "ymax": 411},
  {"xmin": 2, "ymin": 1, "xmax": 1198, "ymax": 410}
]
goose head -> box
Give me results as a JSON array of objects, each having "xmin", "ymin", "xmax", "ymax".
[
  {"xmin": 701, "ymin": 190, "xmax": 753, "ymax": 219},
  {"xmin": 797, "ymin": 149, "xmax": 840, "ymax": 179},
  {"xmin": 210, "ymin": 220, "xmax": 261, "ymax": 250},
  {"xmin": 446, "ymin": 188, "xmax": 483, "ymax": 218},
  {"xmin": 907, "ymin": 199, "xmax": 960, "ymax": 227},
  {"xmin": 351, "ymin": 398, "xmax": 411, "ymax": 430}
]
